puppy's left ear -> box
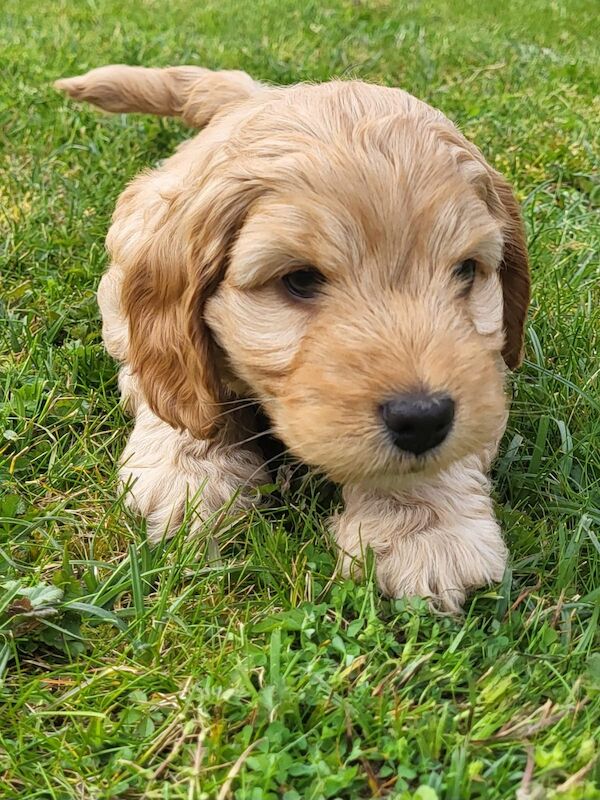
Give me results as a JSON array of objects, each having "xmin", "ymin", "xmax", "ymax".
[
  {"xmin": 437, "ymin": 127, "xmax": 530, "ymax": 369},
  {"xmin": 487, "ymin": 171, "xmax": 530, "ymax": 370}
]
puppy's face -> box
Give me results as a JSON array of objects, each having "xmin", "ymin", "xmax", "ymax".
[
  {"xmin": 205, "ymin": 151, "xmax": 508, "ymax": 485},
  {"xmin": 122, "ymin": 83, "xmax": 529, "ymax": 487}
]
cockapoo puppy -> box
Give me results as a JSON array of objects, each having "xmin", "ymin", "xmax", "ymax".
[{"xmin": 56, "ymin": 64, "xmax": 530, "ymax": 612}]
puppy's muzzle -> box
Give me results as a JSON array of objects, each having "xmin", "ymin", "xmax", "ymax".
[{"xmin": 380, "ymin": 392, "xmax": 455, "ymax": 455}]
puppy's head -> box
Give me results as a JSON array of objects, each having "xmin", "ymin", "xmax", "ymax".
[{"xmin": 117, "ymin": 82, "xmax": 529, "ymax": 486}]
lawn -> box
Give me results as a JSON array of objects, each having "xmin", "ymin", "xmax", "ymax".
[{"xmin": 1, "ymin": 0, "xmax": 599, "ymax": 798}]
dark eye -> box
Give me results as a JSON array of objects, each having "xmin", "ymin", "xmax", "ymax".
[
  {"xmin": 281, "ymin": 268, "xmax": 325, "ymax": 300},
  {"xmin": 453, "ymin": 259, "xmax": 477, "ymax": 291}
]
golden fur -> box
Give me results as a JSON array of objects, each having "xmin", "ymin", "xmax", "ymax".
[{"xmin": 56, "ymin": 64, "xmax": 530, "ymax": 612}]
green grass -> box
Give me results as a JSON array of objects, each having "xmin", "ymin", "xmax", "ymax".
[{"xmin": 1, "ymin": 1, "xmax": 599, "ymax": 798}]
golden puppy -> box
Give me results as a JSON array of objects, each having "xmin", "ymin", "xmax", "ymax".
[{"xmin": 56, "ymin": 64, "xmax": 530, "ymax": 612}]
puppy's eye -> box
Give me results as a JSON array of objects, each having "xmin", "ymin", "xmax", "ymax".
[
  {"xmin": 281, "ymin": 268, "xmax": 325, "ymax": 300},
  {"xmin": 453, "ymin": 259, "xmax": 477, "ymax": 292}
]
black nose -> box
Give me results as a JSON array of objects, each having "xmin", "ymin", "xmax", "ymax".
[{"xmin": 380, "ymin": 393, "xmax": 455, "ymax": 455}]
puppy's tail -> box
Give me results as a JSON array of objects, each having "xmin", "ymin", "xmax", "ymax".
[{"xmin": 54, "ymin": 64, "xmax": 261, "ymax": 128}]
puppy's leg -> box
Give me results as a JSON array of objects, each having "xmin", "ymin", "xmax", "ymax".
[
  {"xmin": 120, "ymin": 399, "xmax": 268, "ymax": 543},
  {"xmin": 332, "ymin": 456, "xmax": 507, "ymax": 613},
  {"xmin": 98, "ymin": 271, "xmax": 267, "ymax": 542}
]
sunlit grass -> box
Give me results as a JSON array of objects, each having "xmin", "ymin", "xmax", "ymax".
[{"xmin": 1, "ymin": 1, "xmax": 599, "ymax": 797}]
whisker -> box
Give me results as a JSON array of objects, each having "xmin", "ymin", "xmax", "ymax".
[
  {"xmin": 234, "ymin": 427, "xmax": 277, "ymax": 448},
  {"xmin": 243, "ymin": 445, "xmax": 302, "ymax": 487},
  {"xmin": 202, "ymin": 396, "xmax": 262, "ymax": 408},
  {"xmin": 210, "ymin": 401, "xmax": 264, "ymax": 423}
]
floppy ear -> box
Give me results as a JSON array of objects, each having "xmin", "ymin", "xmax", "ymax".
[
  {"xmin": 487, "ymin": 171, "xmax": 530, "ymax": 369},
  {"xmin": 115, "ymin": 167, "xmax": 262, "ymax": 439},
  {"xmin": 432, "ymin": 126, "xmax": 530, "ymax": 369}
]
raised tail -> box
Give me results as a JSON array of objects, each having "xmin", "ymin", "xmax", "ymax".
[{"xmin": 54, "ymin": 64, "xmax": 262, "ymax": 128}]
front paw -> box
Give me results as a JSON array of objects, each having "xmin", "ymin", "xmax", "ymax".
[
  {"xmin": 120, "ymin": 413, "xmax": 268, "ymax": 542},
  {"xmin": 378, "ymin": 524, "xmax": 506, "ymax": 613},
  {"xmin": 120, "ymin": 460, "xmax": 262, "ymax": 543},
  {"xmin": 332, "ymin": 484, "xmax": 507, "ymax": 613}
]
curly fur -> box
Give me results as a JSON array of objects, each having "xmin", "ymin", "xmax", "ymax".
[{"xmin": 56, "ymin": 64, "xmax": 530, "ymax": 610}]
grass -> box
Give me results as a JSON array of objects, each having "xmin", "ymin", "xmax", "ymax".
[{"xmin": 1, "ymin": 0, "xmax": 599, "ymax": 797}]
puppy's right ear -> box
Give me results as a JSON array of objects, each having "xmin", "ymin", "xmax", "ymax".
[{"xmin": 108, "ymin": 163, "xmax": 263, "ymax": 439}]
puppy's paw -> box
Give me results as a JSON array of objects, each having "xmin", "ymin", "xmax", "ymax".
[
  {"xmin": 120, "ymin": 407, "xmax": 268, "ymax": 542},
  {"xmin": 120, "ymin": 456, "xmax": 265, "ymax": 543},
  {"xmin": 332, "ymin": 474, "xmax": 507, "ymax": 613}
]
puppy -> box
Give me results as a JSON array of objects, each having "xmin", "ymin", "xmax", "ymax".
[{"xmin": 55, "ymin": 64, "xmax": 530, "ymax": 612}]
